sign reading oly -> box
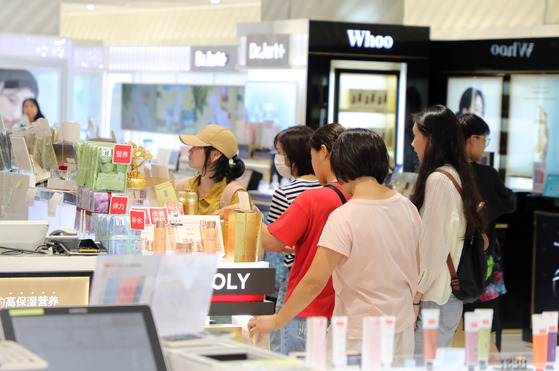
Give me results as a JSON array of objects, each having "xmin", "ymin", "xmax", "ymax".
[
  {"xmin": 245, "ymin": 34, "xmax": 290, "ymax": 68},
  {"xmin": 212, "ymin": 268, "xmax": 275, "ymax": 295}
]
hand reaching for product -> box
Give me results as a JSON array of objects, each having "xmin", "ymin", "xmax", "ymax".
[{"xmin": 247, "ymin": 314, "xmax": 280, "ymax": 344}]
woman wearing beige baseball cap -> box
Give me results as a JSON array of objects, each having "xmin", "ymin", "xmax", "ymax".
[{"xmin": 176, "ymin": 124, "xmax": 249, "ymax": 215}]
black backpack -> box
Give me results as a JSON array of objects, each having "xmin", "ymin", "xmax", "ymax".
[{"xmin": 437, "ymin": 170, "xmax": 489, "ymax": 303}]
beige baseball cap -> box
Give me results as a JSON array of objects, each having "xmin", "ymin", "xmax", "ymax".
[{"xmin": 179, "ymin": 124, "xmax": 238, "ymax": 159}]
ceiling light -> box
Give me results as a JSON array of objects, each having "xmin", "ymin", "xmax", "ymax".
[
  {"xmin": 87, "ymin": 4, "xmax": 95, "ymax": 10},
  {"xmin": 210, "ymin": 0, "xmax": 220, "ymax": 4}
]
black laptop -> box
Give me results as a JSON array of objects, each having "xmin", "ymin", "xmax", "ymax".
[{"xmin": 0, "ymin": 305, "xmax": 167, "ymax": 371}]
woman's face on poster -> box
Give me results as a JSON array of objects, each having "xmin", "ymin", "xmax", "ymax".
[
  {"xmin": 0, "ymin": 86, "xmax": 35, "ymax": 127},
  {"xmin": 471, "ymin": 94, "xmax": 484, "ymax": 118}
]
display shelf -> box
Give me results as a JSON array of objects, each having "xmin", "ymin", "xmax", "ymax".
[{"xmin": 0, "ymin": 256, "xmax": 275, "ymax": 316}]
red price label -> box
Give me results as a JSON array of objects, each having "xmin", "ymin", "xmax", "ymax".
[
  {"xmin": 109, "ymin": 196, "xmax": 128, "ymax": 215},
  {"xmin": 112, "ymin": 144, "xmax": 133, "ymax": 165},
  {"xmin": 166, "ymin": 201, "xmax": 184, "ymax": 215},
  {"xmin": 130, "ymin": 210, "xmax": 145, "ymax": 230},
  {"xmin": 130, "ymin": 207, "xmax": 151, "ymax": 224},
  {"xmin": 149, "ymin": 207, "xmax": 168, "ymax": 225}
]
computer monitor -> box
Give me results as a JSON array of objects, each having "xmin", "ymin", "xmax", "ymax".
[
  {"xmin": 0, "ymin": 220, "xmax": 49, "ymax": 253},
  {"xmin": 0, "ymin": 305, "xmax": 167, "ymax": 371}
]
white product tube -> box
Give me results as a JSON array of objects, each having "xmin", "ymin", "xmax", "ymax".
[
  {"xmin": 331, "ymin": 316, "xmax": 348, "ymax": 368},
  {"xmin": 380, "ymin": 315, "xmax": 396, "ymax": 367},
  {"xmin": 306, "ymin": 316, "xmax": 327, "ymax": 369},
  {"xmin": 361, "ymin": 316, "xmax": 381, "ymax": 370}
]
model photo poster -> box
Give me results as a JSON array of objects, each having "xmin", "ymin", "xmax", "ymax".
[
  {"xmin": 0, "ymin": 68, "xmax": 61, "ymax": 129},
  {"xmin": 508, "ymin": 75, "xmax": 559, "ymax": 193},
  {"xmin": 447, "ymin": 77, "xmax": 503, "ymax": 156},
  {"xmin": 121, "ymin": 84, "xmax": 244, "ymax": 135}
]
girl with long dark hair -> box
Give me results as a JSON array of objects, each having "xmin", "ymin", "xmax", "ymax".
[{"xmin": 411, "ymin": 104, "xmax": 485, "ymax": 353}]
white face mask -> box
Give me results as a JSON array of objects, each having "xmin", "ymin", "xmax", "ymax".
[{"xmin": 274, "ymin": 154, "xmax": 292, "ymax": 179}]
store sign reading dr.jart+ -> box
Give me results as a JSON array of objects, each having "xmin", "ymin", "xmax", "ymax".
[
  {"xmin": 248, "ymin": 42, "xmax": 286, "ymax": 60},
  {"xmin": 245, "ymin": 35, "xmax": 290, "ymax": 68},
  {"xmin": 346, "ymin": 29, "xmax": 394, "ymax": 50},
  {"xmin": 191, "ymin": 46, "xmax": 237, "ymax": 72},
  {"xmin": 194, "ymin": 51, "xmax": 228, "ymax": 68}
]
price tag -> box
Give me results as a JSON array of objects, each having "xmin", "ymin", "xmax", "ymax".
[
  {"xmin": 169, "ymin": 211, "xmax": 182, "ymax": 225},
  {"xmin": 149, "ymin": 207, "xmax": 168, "ymax": 225},
  {"xmin": 112, "ymin": 144, "xmax": 133, "ymax": 165},
  {"xmin": 165, "ymin": 201, "xmax": 184, "ymax": 215},
  {"xmin": 130, "ymin": 210, "xmax": 145, "ymax": 230},
  {"xmin": 109, "ymin": 196, "xmax": 128, "ymax": 215},
  {"xmin": 130, "ymin": 207, "xmax": 151, "ymax": 224}
]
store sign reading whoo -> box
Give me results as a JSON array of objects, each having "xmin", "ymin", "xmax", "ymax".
[
  {"xmin": 346, "ymin": 29, "xmax": 394, "ymax": 50},
  {"xmin": 490, "ymin": 42, "xmax": 534, "ymax": 58},
  {"xmin": 246, "ymin": 35, "xmax": 290, "ymax": 68}
]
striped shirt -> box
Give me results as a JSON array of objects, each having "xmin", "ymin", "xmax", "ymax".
[{"xmin": 267, "ymin": 178, "xmax": 322, "ymax": 267}]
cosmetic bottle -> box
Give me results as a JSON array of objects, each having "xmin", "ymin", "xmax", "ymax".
[
  {"xmin": 306, "ymin": 316, "xmax": 327, "ymax": 369},
  {"xmin": 204, "ymin": 220, "xmax": 217, "ymax": 253},
  {"xmin": 152, "ymin": 220, "xmax": 166, "ymax": 254},
  {"xmin": 331, "ymin": 316, "xmax": 347, "ymax": 368},
  {"xmin": 533, "ymin": 314, "xmax": 548, "ymax": 371},
  {"xmin": 166, "ymin": 224, "xmax": 177, "ymax": 253},
  {"xmin": 475, "ymin": 309, "xmax": 493, "ymax": 370},
  {"xmin": 178, "ymin": 191, "xmax": 188, "ymax": 214},
  {"xmin": 175, "ymin": 241, "xmax": 191, "ymax": 254},
  {"xmin": 422, "ymin": 308, "xmax": 440, "ymax": 371},
  {"xmin": 542, "ymin": 311, "xmax": 558, "ymax": 369},
  {"xmin": 464, "ymin": 311, "xmax": 479, "ymax": 371},
  {"xmin": 380, "ymin": 315, "xmax": 396, "ymax": 368},
  {"xmin": 361, "ymin": 316, "xmax": 381, "ymax": 370}
]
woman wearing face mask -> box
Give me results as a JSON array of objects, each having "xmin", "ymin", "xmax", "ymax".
[
  {"xmin": 258, "ymin": 123, "xmax": 349, "ymax": 355},
  {"xmin": 267, "ymin": 125, "xmax": 322, "ymax": 353}
]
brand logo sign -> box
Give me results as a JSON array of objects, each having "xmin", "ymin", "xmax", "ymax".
[
  {"xmin": 490, "ymin": 42, "xmax": 534, "ymax": 58},
  {"xmin": 248, "ymin": 42, "xmax": 286, "ymax": 60},
  {"xmin": 346, "ymin": 29, "xmax": 394, "ymax": 49},
  {"xmin": 191, "ymin": 46, "xmax": 237, "ymax": 71},
  {"xmin": 195, "ymin": 51, "xmax": 227, "ymax": 67},
  {"xmin": 212, "ymin": 268, "xmax": 275, "ymax": 294},
  {"xmin": 246, "ymin": 35, "xmax": 290, "ymax": 67}
]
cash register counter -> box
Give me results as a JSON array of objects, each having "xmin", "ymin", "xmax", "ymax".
[{"xmin": 0, "ymin": 256, "xmax": 275, "ymax": 316}]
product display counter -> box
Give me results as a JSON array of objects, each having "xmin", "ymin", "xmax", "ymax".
[
  {"xmin": 163, "ymin": 343, "xmax": 539, "ymax": 371},
  {"xmin": 0, "ymin": 256, "xmax": 275, "ymax": 316}
]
